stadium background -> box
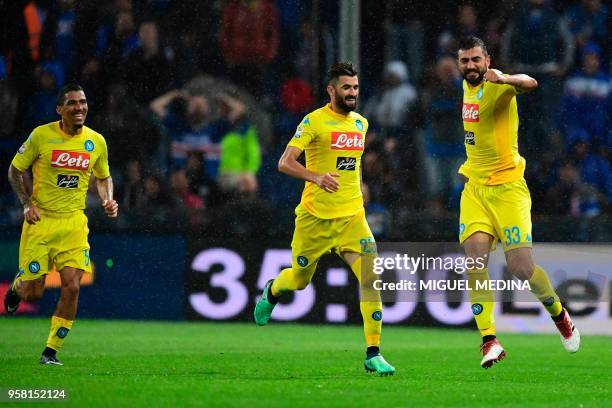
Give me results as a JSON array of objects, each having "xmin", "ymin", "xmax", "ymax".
[{"xmin": 0, "ymin": 1, "xmax": 610, "ymax": 334}]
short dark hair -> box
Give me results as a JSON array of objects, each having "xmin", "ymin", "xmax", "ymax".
[
  {"xmin": 457, "ymin": 36, "xmax": 488, "ymax": 56},
  {"xmin": 56, "ymin": 83, "xmax": 84, "ymax": 106},
  {"xmin": 327, "ymin": 61, "xmax": 358, "ymax": 84}
]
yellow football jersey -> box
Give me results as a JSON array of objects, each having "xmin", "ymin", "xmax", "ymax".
[
  {"xmin": 12, "ymin": 121, "xmax": 110, "ymax": 213},
  {"xmin": 288, "ymin": 104, "xmax": 368, "ymax": 219},
  {"xmin": 458, "ymin": 80, "xmax": 526, "ymax": 185}
]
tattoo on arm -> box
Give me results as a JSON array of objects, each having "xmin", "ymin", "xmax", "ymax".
[{"xmin": 8, "ymin": 166, "xmax": 29, "ymax": 206}]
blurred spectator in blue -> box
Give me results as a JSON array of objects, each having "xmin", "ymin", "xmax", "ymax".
[
  {"xmin": 150, "ymin": 90, "xmax": 221, "ymax": 179},
  {"xmin": 546, "ymin": 159, "xmax": 602, "ymax": 217},
  {"xmin": 122, "ymin": 21, "xmax": 173, "ymax": 105},
  {"xmin": 362, "ymin": 182, "xmax": 387, "ymax": 239},
  {"xmin": 81, "ymin": 8, "xmax": 138, "ymax": 105},
  {"xmin": 501, "ymin": 0, "xmax": 575, "ymax": 158},
  {"xmin": 564, "ymin": 0, "xmax": 609, "ymax": 63},
  {"xmin": 30, "ymin": 61, "xmax": 64, "ymax": 127},
  {"xmin": 385, "ymin": 1, "xmax": 425, "ymax": 83},
  {"xmin": 421, "ymin": 56, "xmax": 465, "ymax": 208},
  {"xmin": 0, "ymin": 56, "xmax": 18, "ymax": 139},
  {"xmin": 41, "ymin": 0, "xmax": 77, "ymax": 76},
  {"xmin": 557, "ymin": 43, "xmax": 611, "ymax": 152},
  {"xmin": 219, "ymin": 0, "xmax": 280, "ymax": 98}
]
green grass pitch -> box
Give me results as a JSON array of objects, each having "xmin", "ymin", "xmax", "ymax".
[{"xmin": 0, "ymin": 318, "xmax": 610, "ymax": 407}]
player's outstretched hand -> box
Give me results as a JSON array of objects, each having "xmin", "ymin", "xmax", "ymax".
[
  {"xmin": 484, "ymin": 69, "xmax": 506, "ymax": 84},
  {"xmin": 102, "ymin": 199, "xmax": 119, "ymax": 218},
  {"xmin": 23, "ymin": 201, "xmax": 41, "ymax": 224},
  {"xmin": 315, "ymin": 172, "xmax": 340, "ymax": 193}
]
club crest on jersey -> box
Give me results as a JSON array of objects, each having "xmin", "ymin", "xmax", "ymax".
[
  {"xmin": 51, "ymin": 151, "xmax": 90, "ymax": 171},
  {"xmin": 477, "ymin": 86, "xmax": 484, "ymax": 100},
  {"xmin": 355, "ymin": 119, "xmax": 364, "ymax": 131},
  {"xmin": 336, "ymin": 157, "xmax": 356, "ymax": 170},
  {"xmin": 462, "ymin": 103, "xmax": 479, "ymax": 122},
  {"xmin": 331, "ymin": 132, "xmax": 364, "ymax": 151},
  {"xmin": 84, "ymin": 140, "xmax": 95, "ymax": 152}
]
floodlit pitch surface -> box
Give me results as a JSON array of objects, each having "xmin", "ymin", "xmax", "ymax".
[{"xmin": 0, "ymin": 318, "xmax": 609, "ymax": 407}]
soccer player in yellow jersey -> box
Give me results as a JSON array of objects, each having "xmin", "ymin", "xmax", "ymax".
[
  {"xmin": 3, "ymin": 83, "xmax": 118, "ymax": 365},
  {"xmin": 254, "ymin": 62, "xmax": 395, "ymax": 376},
  {"xmin": 456, "ymin": 37, "xmax": 580, "ymax": 368}
]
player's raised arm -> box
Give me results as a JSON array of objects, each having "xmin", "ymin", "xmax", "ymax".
[
  {"xmin": 278, "ymin": 145, "xmax": 339, "ymax": 193},
  {"xmin": 484, "ymin": 69, "xmax": 538, "ymax": 93},
  {"xmin": 96, "ymin": 176, "xmax": 118, "ymax": 217},
  {"xmin": 8, "ymin": 164, "xmax": 40, "ymax": 224}
]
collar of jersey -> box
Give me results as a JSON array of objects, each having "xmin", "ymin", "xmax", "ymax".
[
  {"xmin": 324, "ymin": 104, "xmax": 352, "ymax": 119},
  {"xmin": 55, "ymin": 121, "xmax": 86, "ymax": 139}
]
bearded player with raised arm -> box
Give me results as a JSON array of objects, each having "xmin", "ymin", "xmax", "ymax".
[
  {"xmin": 254, "ymin": 62, "xmax": 394, "ymax": 376},
  {"xmin": 456, "ymin": 37, "xmax": 579, "ymax": 369},
  {"xmin": 4, "ymin": 83, "xmax": 118, "ymax": 365}
]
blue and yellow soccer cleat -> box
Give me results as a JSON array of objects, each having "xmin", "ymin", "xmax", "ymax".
[
  {"xmin": 365, "ymin": 353, "xmax": 395, "ymax": 376},
  {"xmin": 254, "ymin": 279, "xmax": 276, "ymax": 326}
]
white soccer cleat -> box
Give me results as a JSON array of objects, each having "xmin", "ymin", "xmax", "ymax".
[
  {"xmin": 554, "ymin": 309, "xmax": 580, "ymax": 353},
  {"xmin": 480, "ymin": 338, "xmax": 506, "ymax": 369}
]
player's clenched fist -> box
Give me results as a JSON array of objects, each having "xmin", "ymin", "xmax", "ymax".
[
  {"xmin": 484, "ymin": 69, "xmax": 506, "ymax": 84},
  {"xmin": 315, "ymin": 172, "xmax": 340, "ymax": 193},
  {"xmin": 23, "ymin": 201, "xmax": 41, "ymax": 224},
  {"xmin": 102, "ymin": 199, "xmax": 119, "ymax": 217}
]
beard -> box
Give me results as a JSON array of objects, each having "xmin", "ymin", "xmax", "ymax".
[
  {"xmin": 462, "ymin": 67, "xmax": 486, "ymax": 85},
  {"xmin": 335, "ymin": 94, "xmax": 357, "ymax": 112}
]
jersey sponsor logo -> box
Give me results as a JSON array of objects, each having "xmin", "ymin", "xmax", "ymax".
[
  {"xmin": 57, "ymin": 174, "xmax": 79, "ymax": 189},
  {"xmin": 51, "ymin": 150, "xmax": 90, "ymax": 171},
  {"xmin": 464, "ymin": 131, "xmax": 475, "ymax": 145},
  {"xmin": 462, "ymin": 103, "xmax": 479, "ymax": 122},
  {"xmin": 331, "ymin": 132, "xmax": 364, "ymax": 151},
  {"xmin": 336, "ymin": 156, "xmax": 356, "ymax": 170}
]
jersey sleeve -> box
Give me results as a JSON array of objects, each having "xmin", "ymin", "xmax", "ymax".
[
  {"xmin": 93, "ymin": 136, "xmax": 111, "ymax": 179},
  {"xmin": 287, "ymin": 116, "xmax": 316, "ymax": 151},
  {"xmin": 11, "ymin": 131, "xmax": 40, "ymax": 172}
]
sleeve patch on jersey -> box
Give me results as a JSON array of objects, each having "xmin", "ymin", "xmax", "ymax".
[
  {"xmin": 17, "ymin": 144, "xmax": 27, "ymax": 154},
  {"xmin": 302, "ymin": 118, "xmax": 310, "ymax": 126},
  {"xmin": 293, "ymin": 126, "xmax": 303, "ymax": 138}
]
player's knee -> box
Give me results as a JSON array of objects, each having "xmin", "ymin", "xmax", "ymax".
[
  {"xmin": 508, "ymin": 259, "xmax": 534, "ymax": 280},
  {"xmin": 61, "ymin": 280, "xmax": 80, "ymax": 299}
]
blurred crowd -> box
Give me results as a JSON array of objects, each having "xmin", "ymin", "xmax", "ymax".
[{"xmin": 0, "ymin": 0, "xmax": 610, "ymax": 237}]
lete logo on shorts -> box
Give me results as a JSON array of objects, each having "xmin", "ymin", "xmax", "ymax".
[
  {"xmin": 51, "ymin": 150, "xmax": 90, "ymax": 171},
  {"xmin": 330, "ymin": 132, "xmax": 364, "ymax": 151}
]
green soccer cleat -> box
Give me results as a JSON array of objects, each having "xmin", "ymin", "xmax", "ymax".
[
  {"xmin": 365, "ymin": 354, "xmax": 395, "ymax": 376},
  {"xmin": 254, "ymin": 279, "xmax": 277, "ymax": 326}
]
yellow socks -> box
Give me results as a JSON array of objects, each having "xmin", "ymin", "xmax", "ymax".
[
  {"xmin": 529, "ymin": 265, "xmax": 563, "ymax": 317},
  {"xmin": 46, "ymin": 316, "xmax": 73, "ymax": 351},
  {"xmin": 350, "ymin": 255, "xmax": 382, "ymax": 347},
  {"xmin": 467, "ymin": 269, "xmax": 496, "ymax": 337}
]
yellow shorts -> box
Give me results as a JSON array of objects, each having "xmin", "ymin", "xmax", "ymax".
[
  {"xmin": 18, "ymin": 210, "xmax": 91, "ymax": 281},
  {"xmin": 291, "ymin": 205, "xmax": 376, "ymax": 271},
  {"xmin": 459, "ymin": 178, "xmax": 533, "ymax": 251}
]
